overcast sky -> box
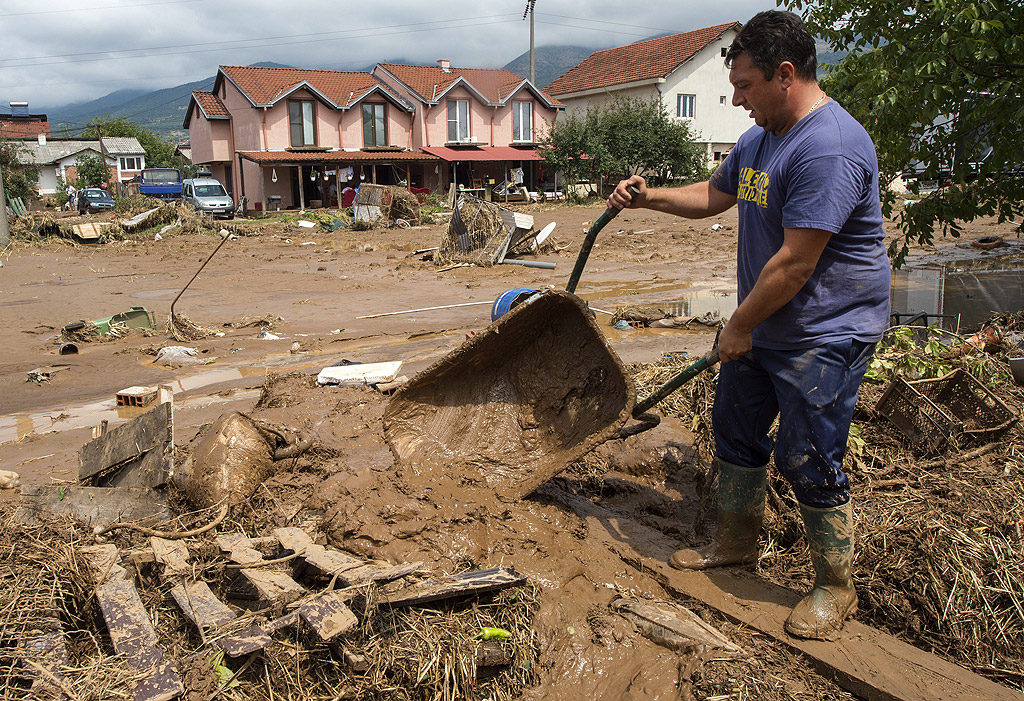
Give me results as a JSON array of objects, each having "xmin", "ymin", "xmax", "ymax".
[{"xmin": 1, "ymin": 0, "xmax": 777, "ymax": 110}]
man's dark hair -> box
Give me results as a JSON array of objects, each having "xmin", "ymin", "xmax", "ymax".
[{"xmin": 725, "ymin": 10, "xmax": 817, "ymax": 82}]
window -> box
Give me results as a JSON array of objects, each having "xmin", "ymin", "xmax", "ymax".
[
  {"xmin": 362, "ymin": 103, "xmax": 387, "ymax": 147},
  {"xmin": 120, "ymin": 156, "xmax": 141, "ymax": 170},
  {"xmin": 720, "ymin": 96, "xmax": 727, "ymax": 105},
  {"xmin": 721, "ymin": 47, "xmax": 728, "ymax": 57},
  {"xmin": 289, "ymin": 100, "xmax": 316, "ymax": 147},
  {"xmin": 512, "ymin": 101, "xmax": 533, "ymax": 142},
  {"xmin": 677, "ymin": 94, "xmax": 696, "ymax": 119},
  {"xmin": 447, "ymin": 99, "xmax": 470, "ymax": 142}
]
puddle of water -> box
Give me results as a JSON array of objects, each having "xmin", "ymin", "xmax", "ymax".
[
  {"xmin": 891, "ymin": 256, "xmax": 1024, "ymax": 331},
  {"xmin": 577, "ymin": 279, "xmax": 697, "ymax": 303},
  {"xmin": 131, "ymin": 288, "xmax": 186, "ymax": 300}
]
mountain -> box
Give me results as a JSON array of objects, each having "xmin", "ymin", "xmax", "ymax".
[
  {"xmin": 45, "ymin": 62, "xmax": 293, "ymax": 142},
  {"xmin": 503, "ymin": 45, "xmax": 601, "ymax": 90}
]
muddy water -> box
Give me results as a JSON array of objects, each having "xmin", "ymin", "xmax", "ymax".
[{"xmin": 891, "ymin": 255, "xmax": 1024, "ymax": 331}]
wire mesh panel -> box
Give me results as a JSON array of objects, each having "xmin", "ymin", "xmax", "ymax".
[{"xmin": 435, "ymin": 194, "xmax": 516, "ymax": 267}]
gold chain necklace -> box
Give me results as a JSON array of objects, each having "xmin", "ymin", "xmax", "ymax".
[{"xmin": 807, "ymin": 93, "xmax": 827, "ymax": 115}]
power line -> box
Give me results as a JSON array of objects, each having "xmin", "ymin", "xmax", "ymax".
[
  {"xmin": 2, "ymin": 0, "xmax": 200, "ymax": 17},
  {"xmin": 0, "ymin": 14, "xmax": 519, "ymax": 67}
]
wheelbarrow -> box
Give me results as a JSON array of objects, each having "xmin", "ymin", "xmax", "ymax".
[{"xmin": 383, "ymin": 190, "xmax": 720, "ymax": 499}]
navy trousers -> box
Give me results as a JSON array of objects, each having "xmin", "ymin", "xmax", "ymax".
[{"xmin": 712, "ymin": 338, "xmax": 875, "ymax": 508}]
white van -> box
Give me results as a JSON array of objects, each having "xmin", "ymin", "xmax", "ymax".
[{"xmin": 181, "ymin": 178, "xmax": 234, "ymax": 219}]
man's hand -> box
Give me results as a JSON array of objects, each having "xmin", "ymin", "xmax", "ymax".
[
  {"xmin": 717, "ymin": 318, "xmax": 753, "ymax": 363},
  {"xmin": 608, "ymin": 176, "xmax": 647, "ymax": 210}
]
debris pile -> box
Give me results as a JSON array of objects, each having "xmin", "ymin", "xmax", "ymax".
[
  {"xmin": 434, "ymin": 194, "xmax": 532, "ymax": 267},
  {"xmin": 352, "ymin": 184, "xmax": 422, "ymax": 227}
]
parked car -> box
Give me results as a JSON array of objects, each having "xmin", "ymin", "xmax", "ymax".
[
  {"xmin": 76, "ymin": 188, "xmax": 115, "ymax": 214},
  {"xmin": 181, "ymin": 178, "xmax": 234, "ymax": 219}
]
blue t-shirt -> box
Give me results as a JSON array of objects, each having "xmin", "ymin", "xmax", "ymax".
[{"xmin": 711, "ymin": 100, "xmax": 891, "ymax": 349}]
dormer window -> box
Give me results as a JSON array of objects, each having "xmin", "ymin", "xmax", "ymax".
[
  {"xmin": 289, "ymin": 100, "xmax": 316, "ymax": 147},
  {"xmin": 512, "ymin": 101, "xmax": 533, "ymax": 142},
  {"xmin": 447, "ymin": 99, "xmax": 470, "ymax": 142},
  {"xmin": 362, "ymin": 103, "xmax": 387, "ymax": 147}
]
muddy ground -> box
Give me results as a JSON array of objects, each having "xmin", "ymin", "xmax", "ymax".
[{"xmin": 1, "ymin": 199, "xmax": 1022, "ymax": 699}]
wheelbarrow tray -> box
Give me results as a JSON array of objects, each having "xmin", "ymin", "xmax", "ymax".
[{"xmin": 383, "ymin": 289, "xmax": 635, "ymax": 499}]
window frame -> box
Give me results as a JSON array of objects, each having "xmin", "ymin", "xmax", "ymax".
[
  {"xmin": 362, "ymin": 102, "xmax": 387, "ymax": 147},
  {"xmin": 676, "ymin": 93, "xmax": 696, "ymax": 119},
  {"xmin": 120, "ymin": 156, "xmax": 141, "ymax": 171},
  {"xmin": 288, "ymin": 99, "xmax": 318, "ymax": 147},
  {"xmin": 512, "ymin": 100, "xmax": 533, "ymax": 142},
  {"xmin": 447, "ymin": 99, "xmax": 470, "ymax": 142}
]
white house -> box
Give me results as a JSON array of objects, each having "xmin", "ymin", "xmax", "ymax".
[
  {"xmin": 546, "ymin": 22, "xmax": 750, "ymax": 166},
  {"xmin": 23, "ymin": 135, "xmax": 145, "ymax": 194}
]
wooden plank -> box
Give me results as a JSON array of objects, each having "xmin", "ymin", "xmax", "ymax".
[
  {"xmin": 132, "ymin": 661, "xmax": 184, "ymax": 701},
  {"xmin": 95, "ymin": 577, "xmax": 164, "ymax": 670},
  {"xmin": 217, "ymin": 532, "xmax": 306, "ymax": 606},
  {"xmin": 70, "ymin": 222, "xmax": 105, "ymax": 242},
  {"xmin": 80, "ymin": 543, "xmax": 128, "ymax": 584},
  {"xmin": 169, "ymin": 582, "xmax": 235, "ymax": 630},
  {"xmin": 612, "ymin": 597, "xmax": 742, "ymax": 655},
  {"xmin": 218, "ymin": 625, "xmax": 273, "ymax": 658},
  {"xmin": 79, "ymin": 401, "xmax": 172, "ymax": 487},
  {"xmin": 150, "ymin": 537, "xmax": 190, "ymax": 577},
  {"xmin": 298, "ymin": 590, "xmax": 358, "ymax": 641},
  {"xmin": 23, "ymin": 629, "xmax": 70, "ymax": 695},
  {"xmin": 382, "ymin": 567, "xmax": 527, "ymax": 607},
  {"xmin": 565, "ymin": 491, "xmax": 1022, "ymax": 701},
  {"xmin": 18, "ymin": 485, "xmax": 171, "ymax": 528},
  {"xmin": 274, "ymin": 527, "xmax": 422, "ymax": 585}
]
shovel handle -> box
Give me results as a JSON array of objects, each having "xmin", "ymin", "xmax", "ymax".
[
  {"xmin": 632, "ymin": 348, "xmax": 721, "ymax": 417},
  {"xmin": 565, "ymin": 185, "xmax": 640, "ymax": 294}
]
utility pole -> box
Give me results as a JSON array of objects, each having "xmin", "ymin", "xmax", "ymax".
[
  {"xmin": 0, "ymin": 161, "xmax": 10, "ymax": 249},
  {"xmin": 94, "ymin": 122, "xmax": 110, "ymax": 188},
  {"xmin": 524, "ymin": 0, "xmax": 537, "ymax": 83}
]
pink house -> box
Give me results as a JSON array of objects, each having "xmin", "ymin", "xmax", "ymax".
[
  {"xmin": 372, "ymin": 60, "xmax": 563, "ymax": 193},
  {"xmin": 184, "ymin": 65, "xmax": 440, "ymax": 211}
]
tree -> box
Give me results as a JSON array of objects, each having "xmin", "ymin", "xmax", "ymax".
[
  {"xmin": 0, "ymin": 139, "xmax": 39, "ymax": 200},
  {"xmin": 81, "ymin": 117, "xmax": 178, "ymax": 169},
  {"xmin": 539, "ymin": 96, "xmax": 707, "ymax": 200},
  {"xmin": 786, "ymin": 0, "xmax": 1024, "ymax": 265},
  {"xmin": 74, "ymin": 152, "xmax": 110, "ymax": 188}
]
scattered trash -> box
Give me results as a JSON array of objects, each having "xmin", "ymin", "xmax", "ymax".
[
  {"xmin": 290, "ymin": 342, "xmax": 301, "ymax": 353},
  {"xmin": 154, "ymin": 345, "xmax": 204, "ymax": 366},
  {"xmin": 612, "ymin": 319, "xmax": 631, "ymax": 330},
  {"xmin": 971, "ymin": 236, "xmax": 1005, "ymax": 250},
  {"xmin": 26, "ymin": 366, "xmax": 70, "ymax": 383},
  {"xmin": 317, "ymin": 360, "xmax": 403, "ymax": 386},
  {"xmin": 0, "ymin": 470, "xmax": 20, "ymax": 489},
  {"xmin": 634, "ymin": 229, "xmax": 654, "ymax": 235},
  {"xmin": 394, "ymin": 218, "xmax": 411, "ymax": 229},
  {"xmin": 300, "ymin": 241, "xmax": 317, "ymax": 245},
  {"xmin": 172, "ymin": 412, "xmax": 311, "ymax": 509},
  {"xmin": 153, "ymin": 232, "xmax": 162, "ymax": 241},
  {"xmin": 966, "ymin": 325, "xmax": 1001, "ymax": 351},
  {"xmin": 434, "ymin": 195, "xmax": 530, "ymax": 268},
  {"xmin": 474, "ymin": 627, "xmax": 512, "ymax": 640},
  {"xmin": 612, "ymin": 597, "xmax": 742, "ymax": 655},
  {"xmin": 297, "ymin": 220, "xmax": 317, "ymax": 228},
  {"xmin": 711, "ymin": 223, "xmax": 723, "ymax": 231},
  {"xmin": 375, "ymin": 376, "xmax": 409, "ymax": 394},
  {"xmin": 80, "ymin": 396, "xmax": 173, "ymax": 489},
  {"xmin": 58, "ymin": 343, "xmax": 78, "ymax": 355},
  {"xmin": 1010, "ymin": 357, "xmax": 1024, "ymax": 385},
  {"xmin": 258, "ymin": 328, "xmax": 281, "ymax": 340},
  {"xmin": 115, "ymin": 386, "xmax": 158, "ymax": 407}
]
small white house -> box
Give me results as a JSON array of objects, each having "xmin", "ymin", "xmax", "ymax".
[
  {"xmin": 546, "ymin": 22, "xmax": 750, "ymax": 166},
  {"xmin": 23, "ymin": 135, "xmax": 145, "ymax": 194}
]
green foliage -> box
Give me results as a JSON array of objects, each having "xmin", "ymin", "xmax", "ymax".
[
  {"xmin": 864, "ymin": 325, "xmax": 954, "ymax": 382},
  {"xmin": 81, "ymin": 117, "xmax": 180, "ymax": 169},
  {"xmin": 113, "ymin": 195, "xmax": 152, "ymax": 213},
  {"xmin": 787, "ymin": 0, "xmax": 1024, "ymax": 265},
  {"xmin": 538, "ymin": 96, "xmax": 706, "ymax": 200},
  {"xmin": 0, "ymin": 139, "xmax": 39, "ymax": 200},
  {"xmin": 74, "ymin": 152, "xmax": 110, "ymax": 188}
]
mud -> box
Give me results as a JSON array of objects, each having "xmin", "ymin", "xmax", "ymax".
[
  {"xmin": 384, "ymin": 290, "xmax": 634, "ymax": 499},
  {"xmin": 3, "ymin": 201, "xmax": 1021, "ymax": 698}
]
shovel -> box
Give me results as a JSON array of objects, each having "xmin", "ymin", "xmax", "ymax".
[{"xmin": 383, "ymin": 189, "xmax": 720, "ymax": 499}]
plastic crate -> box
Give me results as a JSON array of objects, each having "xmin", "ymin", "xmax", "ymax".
[{"xmin": 875, "ymin": 368, "xmax": 1016, "ymax": 453}]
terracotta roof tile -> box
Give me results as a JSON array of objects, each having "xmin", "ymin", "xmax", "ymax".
[
  {"xmin": 546, "ymin": 22, "xmax": 739, "ymax": 95},
  {"xmin": 192, "ymin": 90, "xmax": 229, "ymax": 118},
  {"xmin": 219, "ymin": 65, "xmax": 404, "ymax": 108},
  {"xmin": 377, "ymin": 63, "xmax": 560, "ymax": 106}
]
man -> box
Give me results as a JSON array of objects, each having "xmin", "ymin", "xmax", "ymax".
[{"xmin": 609, "ymin": 10, "xmax": 890, "ymax": 640}]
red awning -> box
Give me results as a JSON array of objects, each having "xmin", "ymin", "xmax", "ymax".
[{"xmin": 422, "ymin": 146, "xmax": 543, "ymax": 162}]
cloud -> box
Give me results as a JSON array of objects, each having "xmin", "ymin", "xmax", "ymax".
[{"xmin": 0, "ymin": 0, "xmax": 772, "ymax": 109}]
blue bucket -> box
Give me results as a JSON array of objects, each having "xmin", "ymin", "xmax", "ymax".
[{"xmin": 491, "ymin": 288, "xmax": 539, "ymax": 321}]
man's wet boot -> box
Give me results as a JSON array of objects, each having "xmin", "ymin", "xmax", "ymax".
[
  {"xmin": 785, "ymin": 500, "xmax": 858, "ymax": 640},
  {"xmin": 669, "ymin": 460, "xmax": 767, "ymax": 570}
]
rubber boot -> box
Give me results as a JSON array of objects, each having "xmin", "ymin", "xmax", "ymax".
[
  {"xmin": 669, "ymin": 460, "xmax": 767, "ymax": 570},
  {"xmin": 785, "ymin": 500, "xmax": 858, "ymax": 640}
]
